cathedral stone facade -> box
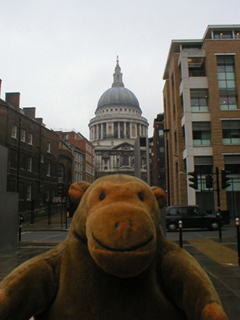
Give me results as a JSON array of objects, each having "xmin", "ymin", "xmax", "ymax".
[{"xmin": 89, "ymin": 59, "xmax": 149, "ymax": 179}]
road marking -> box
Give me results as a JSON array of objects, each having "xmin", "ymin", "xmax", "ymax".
[{"xmin": 188, "ymin": 238, "xmax": 238, "ymax": 267}]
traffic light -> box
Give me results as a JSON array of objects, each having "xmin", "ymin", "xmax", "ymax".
[
  {"xmin": 206, "ymin": 175, "xmax": 213, "ymax": 188},
  {"xmin": 222, "ymin": 170, "xmax": 231, "ymax": 189},
  {"xmin": 189, "ymin": 171, "xmax": 198, "ymax": 190}
]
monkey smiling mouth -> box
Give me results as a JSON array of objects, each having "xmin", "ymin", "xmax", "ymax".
[{"xmin": 92, "ymin": 233, "xmax": 154, "ymax": 252}]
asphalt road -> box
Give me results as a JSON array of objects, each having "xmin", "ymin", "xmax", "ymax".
[
  {"xmin": 166, "ymin": 225, "xmax": 237, "ymax": 242},
  {"xmin": 21, "ymin": 231, "xmax": 68, "ymax": 243},
  {"xmin": 20, "ymin": 225, "xmax": 237, "ymax": 244}
]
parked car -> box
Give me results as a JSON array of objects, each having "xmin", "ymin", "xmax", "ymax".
[{"xmin": 166, "ymin": 205, "xmax": 221, "ymax": 231}]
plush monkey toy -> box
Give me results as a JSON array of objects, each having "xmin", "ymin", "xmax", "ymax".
[{"xmin": 0, "ymin": 175, "xmax": 228, "ymax": 319}]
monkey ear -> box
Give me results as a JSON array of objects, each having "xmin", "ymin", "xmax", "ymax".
[
  {"xmin": 151, "ymin": 186, "xmax": 166, "ymax": 209},
  {"xmin": 68, "ymin": 182, "xmax": 91, "ymax": 205}
]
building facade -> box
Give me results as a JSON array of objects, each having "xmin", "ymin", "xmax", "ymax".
[
  {"xmin": 55, "ymin": 131, "xmax": 95, "ymax": 183},
  {"xmin": 151, "ymin": 114, "xmax": 166, "ymax": 190},
  {"xmin": 89, "ymin": 58, "xmax": 149, "ymax": 180},
  {"xmin": 0, "ymin": 92, "xmax": 61, "ymax": 215},
  {"xmin": 163, "ymin": 25, "xmax": 240, "ymax": 218}
]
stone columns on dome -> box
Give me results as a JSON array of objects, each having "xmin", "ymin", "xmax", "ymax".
[
  {"xmin": 101, "ymin": 124, "xmax": 103, "ymax": 140},
  {"xmin": 96, "ymin": 125, "xmax": 99, "ymax": 140}
]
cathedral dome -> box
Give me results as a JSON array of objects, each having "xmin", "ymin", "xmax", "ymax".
[
  {"xmin": 97, "ymin": 87, "xmax": 140, "ymax": 110},
  {"xmin": 96, "ymin": 58, "xmax": 141, "ymax": 112}
]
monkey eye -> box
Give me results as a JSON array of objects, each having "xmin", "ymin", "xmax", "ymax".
[
  {"xmin": 99, "ymin": 192, "xmax": 106, "ymax": 201},
  {"xmin": 138, "ymin": 193, "xmax": 144, "ymax": 202}
]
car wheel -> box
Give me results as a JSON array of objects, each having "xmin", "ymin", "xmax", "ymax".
[
  {"xmin": 168, "ymin": 223, "xmax": 178, "ymax": 232},
  {"xmin": 209, "ymin": 222, "xmax": 219, "ymax": 231}
]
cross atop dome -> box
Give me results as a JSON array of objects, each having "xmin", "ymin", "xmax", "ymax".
[{"xmin": 112, "ymin": 57, "xmax": 124, "ymax": 88}]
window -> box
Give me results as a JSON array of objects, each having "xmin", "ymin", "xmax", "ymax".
[
  {"xmin": 19, "ymin": 183, "xmax": 24, "ymax": 200},
  {"xmin": 158, "ymin": 130, "xmax": 164, "ymax": 137},
  {"xmin": 27, "ymin": 157, "xmax": 33, "ymax": 171},
  {"xmin": 46, "ymin": 163, "xmax": 51, "ymax": 176},
  {"xmin": 21, "ymin": 129, "xmax": 26, "ymax": 142},
  {"xmin": 174, "ymin": 131, "xmax": 178, "ymax": 153},
  {"xmin": 9, "ymin": 149, "xmax": 17, "ymax": 168},
  {"xmin": 20, "ymin": 153, "xmax": 25, "ymax": 170},
  {"xmin": 122, "ymin": 155, "xmax": 129, "ymax": 166},
  {"xmin": 222, "ymin": 120, "xmax": 240, "ymax": 145},
  {"xmin": 214, "ymin": 31, "xmax": 232, "ymax": 39},
  {"xmin": 234, "ymin": 31, "xmax": 240, "ymax": 39},
  {"xmin": 28, "ymin": 132, "xmax": 33, "ymax": 145},
  {"xmin": 192, "ymin": 122, "xmax": 211, "ymax": 146},
  {"xmin": 217, "ymin": 55, "xmax": 235, "ymax": 90},
  {"xmin": 188, "ymin": 57, "xmax": 205, "ymax": 77},
  {"xmin": 195, "ymin": 157, "xmax": 213, "ymax": 191},
  {"xmin": 11, "ymin": 124, "xmax": 17, "ymax": 138},
  {"xmin": 191, "ymin": 89, "xmax": 208, "ymax": 112},
  {"xmin": 41, "ymin": 154, "xmax": 44, "ymax": 163},
  {"xmin": 27, "ymin": 185, "xmax": 31, "ymax": 201},
  {"xmin": 47, "ymin": 142, "xmax": 51, "ymax": 153},
  {"xmin": 220, "ymin": 93, "xmax": 238, "ymax": 110}
]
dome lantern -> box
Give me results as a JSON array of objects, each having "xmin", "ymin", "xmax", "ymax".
[{"xmin": 96, "ymin": 58, "xmax": 141, "ymax": 112}]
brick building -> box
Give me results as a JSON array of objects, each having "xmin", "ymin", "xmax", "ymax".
[
  {"xmin": 163, "ymin": 25, "xmax": 240, "ymax": 218},
  {"xmin": 0, "ymin": 92, "xmax": 62, "ymax": 215},
  {"xmin": 151, "ymin": 114, "xmax": 166, "ymax": 190},
  {"xmin": 55, "ymin": 131, "xmax": 95, "ymax": 183}
]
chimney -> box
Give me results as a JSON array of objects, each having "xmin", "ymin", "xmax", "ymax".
[
  {"xmin": 0, "ymin": 79, "xmax": 2, "ymax": 99},
  {"xmin": 5, "ymin": 92, "xmax": 21, "ymax": 109},
  {"xmin": 23, "ymin": 107, "xmax": 36, "ymax": 118},
  {"xmin": 36, "ymin": 118, "xmax": 43, "ymax": 124}
]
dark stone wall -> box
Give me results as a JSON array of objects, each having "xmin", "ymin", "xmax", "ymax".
[{"xmin": 0, "ymin": 145, "xmax": 18, "ymax": 253}]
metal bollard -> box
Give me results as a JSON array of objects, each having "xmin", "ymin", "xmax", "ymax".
[
  {"xmin": 216, "ymin": 212, "xmax": 222, "ymax": 240},
  {"xmin": 179, "ymin": 220, "xmax": 183, "ymax": 248},
  {"xmin": 236, "ymin": 218, "xmax": 240, "ymax": 266},
  {"xmin": 18, "ymin": 214, "xmax": 24, "ymax": 242}
]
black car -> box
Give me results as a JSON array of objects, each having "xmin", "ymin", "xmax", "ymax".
[{"xmin": 166, "ymin": 205, "xmax": 220, "ymax": 231}]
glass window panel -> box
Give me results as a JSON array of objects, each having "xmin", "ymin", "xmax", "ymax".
[
  {"xmin": 193, "ymin": 131, "xmax": 202, "ymax": 139},
  {"xmin": 191, "ymin": 98, "xmax": 199, "ymax": 106},
  {"xmin": 229, "ymin": 104, "xmax": 238, "ymax": 110},
  {"xmin": 217, "ymin": 65, "xmax": 225, "ymax": 72},
  {"xmin": 229, "ymin": 96, "xmax": 237, "ymax": 104},
  {"xmin": 202, "ymin": 132, "xmax": 211, "ymax": 139},
  {"xmin": 193, "ymin": 140, "xmax": 201, "ymax": 146},
  {"xmin": 232, "ymin": 138, "xmax": 240, "ymax": 144},
  {"xmin": 202, "ymin": 139, "xmax": 211, "ymax": 145},
  {"xmin": 218, "ymin": 73, "xmax": 226, "ymax": 80},
  {"xmin": 225, "ymin": 65, "xmax": 234, "ymax": 72},
  {"xmin": 220, "ymin": 96, "xmax": 227, "ymax": 104},
  {"xmin": 200, "ymin": 106, "xmax": 209, "ymax": 112},
  {"xmin": 226, "ymin": 73, "xmax": 235, "ymax": 80},
  {"xmin": 220, "ymin": 104, "xmax": 228, "ymax": 110},
  {"xmin": 225, "ymin": 56, "xmax": 234, "ymax": 64},
  {"xmin": 199, "ymin": 98, "xmax": 207, "ymax": 106},
  {"xmin": 223, "ymin": 138, "xmax": 231, "ymax": 144},
  {"xmin": 218, "ymin": 80, "xmax": 227, "ymax": 88},
  {"xmin": 231, "ymin": 129, "xmax": 240, "ymax": 138},
  {"xmin": 191, "ymin": 106, "xmax": 199, "ymax": 112},
  {"xmin": 227, "ymin": 80, "xmax": 236, "ymax": 88}
]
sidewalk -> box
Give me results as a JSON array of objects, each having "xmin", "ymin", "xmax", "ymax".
[
  {"xmin": 183, "ymin": 238, "xmax": 240, "ymax": 320},
  {"xmin": 1, "ymin": 230, "xmax": 240, "ymax": 319}
]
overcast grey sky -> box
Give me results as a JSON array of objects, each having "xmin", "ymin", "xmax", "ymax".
[{"xmin": 1, "ymin": 0, "xmax": 239, "ymax": 138}]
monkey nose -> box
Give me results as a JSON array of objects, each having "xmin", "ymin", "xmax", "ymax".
[{"xmin": 115, "ymin": 221, "xmax": 132, "ymax": 236}]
